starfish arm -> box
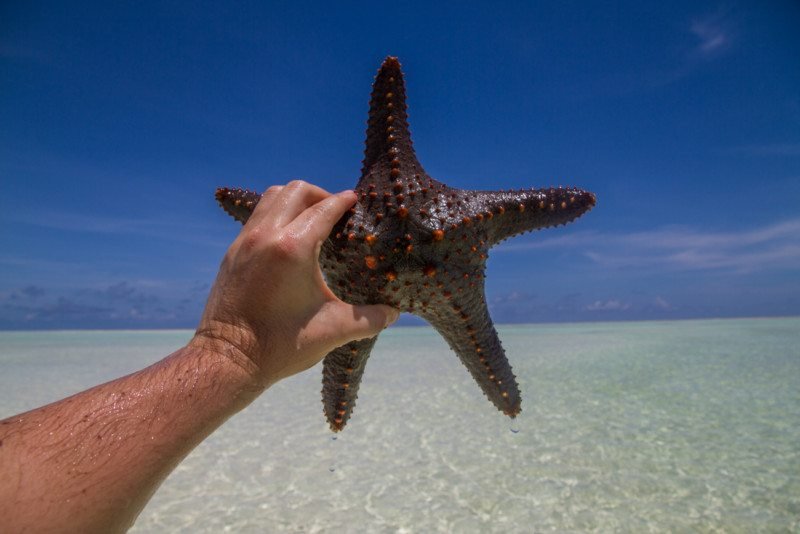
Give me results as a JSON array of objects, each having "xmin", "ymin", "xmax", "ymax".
[
  {"xmin": 421, "ymin": 285, "xmax": 521, "ymax": 418},
  {"xmin": 321, "ymin": 336, "xmax": 379, "ymax": 432},
  {"xmin": 458, "ymin": 187, "xmax": 596, "ymax": 246},
  {"xmin": 360, "ymin": 57, "xmax": 419, "ymax": 180},
  {"xmin": 215, "ymin": 187, "xmax": 261, "ymax": 224}
]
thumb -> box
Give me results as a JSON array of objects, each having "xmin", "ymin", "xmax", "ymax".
[{"xmin": 329, "ymin": 302, "xmax": 400, "ymax": 344}]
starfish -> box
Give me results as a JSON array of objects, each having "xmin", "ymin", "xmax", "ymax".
[{"xmin": 215, "ymin": 57, "xmax": 596, "ymax": 431}]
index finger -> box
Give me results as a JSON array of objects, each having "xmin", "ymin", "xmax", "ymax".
[{"xmin": 289, "ymin": 190, "xmax": 356, "ymax": 244}]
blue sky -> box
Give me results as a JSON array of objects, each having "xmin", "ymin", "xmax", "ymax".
[{"xmin": 1, "ymin": 1, "xmax": 799, "ymax": 329}]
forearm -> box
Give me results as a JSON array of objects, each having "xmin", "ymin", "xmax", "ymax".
[
  {"xmin": 0, "ymin": 340, "xmax": 264, "ymax": 533},
  {"xmin": 0, "ymin": 183, "xmax": 398, "ymax": 533}
]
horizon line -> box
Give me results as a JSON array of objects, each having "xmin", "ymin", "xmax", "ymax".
[{"xmin": 1, "ymin": 314, "xmax": 798, "ymax": 333}]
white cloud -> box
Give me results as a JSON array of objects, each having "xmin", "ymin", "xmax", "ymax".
[
  {"xmin": 690, "ymin": 18, "xmax": 729, "ymax": 57},
  {"xmin": 497, "ymin": 218, "xmax": 800, "ymax": 275},
  {"xmin": 584, "ymin": 299, "xmax": 630, "ymax": 312},
  {"xmin": 653, "ymin": 296, "xmax": 672, "ymax": 310},
  {"xmin": 8, "ymin": 209, "xmax": 229, "ymax": 247},
  {"xmin": 0, "ymin": 279, "xmax": 206, "ymax": 328},
  {"xmin": 621, "ymin": 11, "xmax": 736, "ymax": 92},
  {"xmin": 687, "ymin": 9, "xmax": 737, "ymax": 61}
]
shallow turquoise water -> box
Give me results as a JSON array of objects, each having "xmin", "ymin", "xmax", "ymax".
[{"xmin": 1, "ymin": 318, "xmax": 798, "ymax": 532}]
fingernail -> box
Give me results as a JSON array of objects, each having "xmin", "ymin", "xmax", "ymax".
[{"xmin": 385, "ymin": 309, "xmax": 400, "ymax": 328}]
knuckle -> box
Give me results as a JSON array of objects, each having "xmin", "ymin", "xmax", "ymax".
[
  {"xmin": 220, "ymin": 246, "xmax": 237, "ymax": 270},
  {"xmin": 223, "ymin": 241, "xmax": 239, "ymax": 262},
  {"xmin": 264, "ymin": 185, "xmax": 282, "ymax": 196},
  {"xmin": 240, "ymin": 226, "xmax": 263, "ymax": 252},
  {"xmin": 273, "ymin": 232, "xmax": 302, "ymax": 260},
  {"xmin": 311, "ymin": 202, "xmax": 332, "ymax": 219},
  {"xmin": 286, "ymin": 179, "xmax": 308, "ymax": 191}
]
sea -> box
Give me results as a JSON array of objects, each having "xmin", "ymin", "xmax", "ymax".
[{"xmin": 1, "ymin": 318, "xmax": 798, "ymax": 533}]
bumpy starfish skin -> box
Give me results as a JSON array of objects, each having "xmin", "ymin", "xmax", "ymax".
[{"xmin": 215, "ymin": 57, "xmax": 596, "ymax": 431}]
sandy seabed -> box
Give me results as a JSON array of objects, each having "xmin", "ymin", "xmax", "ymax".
[{"xmin": 1, "ymin": 318, "xmax": 798, "ymax": 532}]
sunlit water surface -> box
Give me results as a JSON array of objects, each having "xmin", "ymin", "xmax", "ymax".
[{"xmin": 1, "ymin": 318, "xmax": 798, "ymax": 532}]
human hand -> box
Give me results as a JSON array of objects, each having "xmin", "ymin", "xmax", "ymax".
[{"xmin": 192, "ymin": 181, "xmax": 399, "ymax": 389}]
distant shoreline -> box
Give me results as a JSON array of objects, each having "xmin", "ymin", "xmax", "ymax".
[{"xmin": 1, "ymin": 314, "xmax": 798, "ymax": 333}]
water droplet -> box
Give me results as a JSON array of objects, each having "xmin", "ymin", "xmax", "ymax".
[
  {"xmin": 331, "ymin": 436, "xmax": 338, "ymax": 441},
  {"xmin": 329, "ymin": 466, "xmax": 336, "ymax": 472},
  {"xmin": 510, "ymin": 425, "xmax": 520, "ymax": 434}
]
